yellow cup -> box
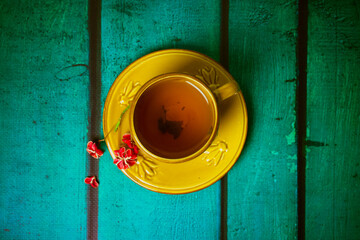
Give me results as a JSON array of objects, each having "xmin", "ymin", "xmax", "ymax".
[{"xmin": 129, "ymin": 73, "xmax": 239, "ymax": 163}]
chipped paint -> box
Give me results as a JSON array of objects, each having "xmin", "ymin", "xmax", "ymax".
[
  {"xmin": 286, "ymin": 122, "xmax": 296, "ymax": 145},
  {"xmin": 271, "ymin": 151, "xmax": 279, "ymax": 155},
  {"xmin": 306, "ymin": 122, "xmax": 310, "ymax": 137},
  {"xmin": 287, "ymin": 162, "xmax": 297, "ymax": 173},
  {"xmin": 287, "ymin": 154, "xmax": 297, "ymax": 161}
]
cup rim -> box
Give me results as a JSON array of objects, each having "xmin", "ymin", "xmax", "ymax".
[{"xmin": 129, "ymin": 73, "xmax": 219, "ymax": 163}]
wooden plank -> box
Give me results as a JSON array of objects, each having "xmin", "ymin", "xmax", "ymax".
[
  {"xmin": 99, "ymin": 0, "xmax": 221, "ymax": 239},
  {"xmin": 306, "ymin": 0, "xmax": 360, "ymax": 238},
  {"xmin": 227, "ymin": 0, "xmax": 298, "ymax": 238},
  {"xmin": 0, "ymin": 0, "xmax": 89, "ymax": 238}
]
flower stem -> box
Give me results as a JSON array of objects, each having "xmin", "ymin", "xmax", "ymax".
[
  {"xmin": 96, "ymin": 105, "xmax": 130, "ymax": 143},
  {"xmin": 114, "ymin": 105, "xmax": 130, "ymax": 132}
]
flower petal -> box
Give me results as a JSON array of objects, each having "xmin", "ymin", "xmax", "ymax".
[
  {"xmin": 86, "ymin": 141, "xmax": 103, "ymax": 159},
  {"xmin": 119, "ymin": 147, "xmax": 126, "ymax": 154},
  {"xmin": 125, "ymin": 149, "xmax": 132, "ymax": 157},
  {"xmin": 91, "ymin": 178, "xmax": 99, "ymax": 188},
  {"xmin": 95, "ymin": 148, "xmax": 104, "ymax": 157},
  {"xmin": 84, "ymin": 177, "xmax": 93, "ymax": 184},
  {"xmin": 88, "ymin": 151, "xmax": 99, "ymax": 159},
  {"xmin": 118, "ymin": 160, "xmax": 129, "ymax": 170},
  {"xmin": 91, "ymin": 142, "xmax": 97, "ymax": 151},
  {"xmin": 123, "ymin": 140, "xmax": 132, "ymax": 148},
  {"xmin": 84, "ymin": 176, "xmax": 99, "ymax": 188},
  {"xmin": 86, "ymin": 148, "xmax": 94, "ymax": 155},
  {"xmin": 114, "ymin": 150, "xmax": 120, "ymax": 157},
  {"xmin": 122, "ymin": 133, "xmax": 131, "ymax": 141},
  {"xmin": 129, "ymin": 151, "xmax": 137, "ymax": 160},
  {"xmin": 87, "ymin": 141, "xmax": 94, "ymax": 150},
  {"xmin": 128, "ymin": 159, "xmax": 137, "ymax": 166},
  {"xmin": 122, "ymin": 134, "xmax": 134, "ymax": 148},
  {"xmin": 133, "ymin": 145, "xmax": 139, "ymax": 154}
]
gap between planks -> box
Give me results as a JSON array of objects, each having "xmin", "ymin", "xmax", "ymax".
[
  {"xmin": 220, "ymin": 0, "xmax": 229, "ymax": 239},
  {"xmin": 87, "ymin": 0, "xmax": 102, "ymax": 239}
]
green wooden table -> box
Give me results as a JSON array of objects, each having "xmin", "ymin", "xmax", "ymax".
[{"xmin": 1, "ymin": 0, "xmax": 359, "ymax": 239}]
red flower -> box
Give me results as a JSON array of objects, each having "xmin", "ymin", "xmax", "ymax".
[
  {"xmin": 113, "ymin": 147, "xmax": 137, "ymax": 170},
  {"xmin": 84, "ymin": 176, "xmax": 99, "ymax": 188},
  {"xmin": 113, "ymin": 134, "xmax": 139, "ymax": 170},
  {"xmin": 122, "ymin": 133, "xmax": 139, "ymax": 154},
  {"xmin": 86, "ymin": 141, "xmax": 104, "ymax": 159}
]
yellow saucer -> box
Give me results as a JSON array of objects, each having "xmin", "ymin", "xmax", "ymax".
[{"xmin": 103, "ymin": 49, "xmax": 248, "ymax": 194}]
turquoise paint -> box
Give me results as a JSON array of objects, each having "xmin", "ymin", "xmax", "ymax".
[
  {"xmin": 0, "ymin": 0, "xmax": 88, "ymax": 239},
  {"xmin": 227, "ymin": 0, "xmax": 298, "ymax": 238},
  {"xmin": 306, "ymin": 0, "xmax": 360, "ymax": 238}
]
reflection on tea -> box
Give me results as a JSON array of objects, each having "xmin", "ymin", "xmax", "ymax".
[{"xmin": 134, "ymin": 78, "xmax": 215, "ymax": 159}]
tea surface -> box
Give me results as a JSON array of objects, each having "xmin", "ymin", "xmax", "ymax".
[{"xmin": 134, "ymin": 78, "xmax": 215, "ymax": 159}]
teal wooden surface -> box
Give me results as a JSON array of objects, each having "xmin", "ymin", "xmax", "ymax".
[
  {"xmin": 1, "ymin": 0, "xmax": 360, "ymax": 239},
  {"xmin": 99, "ymin": 0, "xmax": 221, "ymax": 239},
  {"xmin": 227, "ymin": 0, "xmax": 298, "ymax": 239},
  {"xmin": 306, "ymin": 0, "xmax": 360, "ymax": 239},
  {"xmin": 0, "ymin": 0, "xmax": 89, "ymax": 239}
]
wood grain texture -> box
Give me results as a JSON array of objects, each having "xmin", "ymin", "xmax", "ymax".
[
  {"xmin": 0, "ymin": 0, "xmax": 89, "ymax": 239},
  {"xmin": 227, "ymin": 0, "xmax": 298, "ymax": 238},
  {"xmin": 306, "ymin": 0, "xmax": 360, "ymax": 239},
  {"xmin": 99, "ymin": 0, "xmax": 221, "ymax": 239}
]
